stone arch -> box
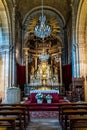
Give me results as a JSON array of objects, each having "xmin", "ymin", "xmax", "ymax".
[
  {"xmin": 76, "ymin": 0, "xmax": 87, "ymax": 100},
  {"xmin": 0, "ymin": 0, "xmax": 10, "ymax": 100},
  {"xmin": 22, "ymin": 6, "xmax": 65, "ymax": 41},
  {"xmin": 22, "ymin": 6, "xmax": 65, "ymax": 27},
  {"xmin": 22, "ymin": 5, "xmax": 65, "ymax": 63}
]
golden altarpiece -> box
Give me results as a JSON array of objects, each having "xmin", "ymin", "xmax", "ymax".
[
  {"xmin": 23, "ymin": 8, "xmax": 63, "ymax": 93},
  {"xmin": 23, "ymin": 39, "xmax": 63, "ymax": 93}
]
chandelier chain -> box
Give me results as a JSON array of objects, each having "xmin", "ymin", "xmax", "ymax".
[{"xmin": 34, "ymin": 0, "xmax": 51, "ymax": 40}]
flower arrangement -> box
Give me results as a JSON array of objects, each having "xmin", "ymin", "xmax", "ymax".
[
  {"xmin": 35, "ymin": 93, "xmax": 44, "ymax": 100},
  {"xmin": 46, "ymin": 94, "xmax": 53, "ymax": 100}
]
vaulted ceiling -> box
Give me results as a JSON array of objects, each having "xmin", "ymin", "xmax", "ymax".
[
  {"xmin": 16, "ymin": 0, "xmax": 72, "ymax": 25},
  {"xmin": 0, "ymin": 0, "xmax": 78, "ymax": 65}
]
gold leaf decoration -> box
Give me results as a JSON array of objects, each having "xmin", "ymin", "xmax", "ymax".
[{"xmin": 26, "ymin": 16, "xmax": 60, "ymax": 35}]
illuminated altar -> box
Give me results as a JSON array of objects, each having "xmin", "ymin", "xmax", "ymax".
[
  {"xmin": 23, "ymin": 41, "xmax": 62, "ymax": 92},
  {"xmin": 23, "ymin": 1, "xmax": 63, "ymax": 94},
  {"xmin": 29, "ymin": 61, "xmax": 59, "ymax": 87}
]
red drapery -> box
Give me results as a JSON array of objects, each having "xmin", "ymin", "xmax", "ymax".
[
  {"xmin": 62, "ymin": 63, "xmax": 72, "ymax": 90},
  {"xmin": 16, "ymin": 63, "xmax": 26, "ymax": 91}
]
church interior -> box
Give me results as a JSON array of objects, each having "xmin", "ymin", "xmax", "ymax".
[{"xmin": 0, "ymin": 0, "xmax": 87, "ymax": 129}]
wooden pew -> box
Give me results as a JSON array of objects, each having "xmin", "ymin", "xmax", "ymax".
[
  {"xmin": 0, "ymin": 106, "xmax": 28, "ymax": 128},
  {"xmin": 60, "ymin": 105, "xmax": 87, "ymax": 121},
  {"xmin": 68, "ymin": 115, "xmax": 87, "ymax": 130},
  {"xmin": 63, "ymin": 109, "xmax": 87, "ymax": 130},
  {"xmin": 0, "ymin": 104, "xmax": 30, "ymax": 123},
  {"xmin": 58, "ymin": 103, "xmax": 87, "ymax": 130},
  {"xmin": 0, "ymin": 128, "xmax": 6, "ymax": 130},
  {"xmin": 0, "ymin": 104, "xmax": 30, "ymax": 121},
  {"xmin": 0, "ymin": 110, "xmax": 23, "ymax": 130},
  {"xmin": 0, "ymin": 117, "xmax": 17, "ymax": 130},
  {"xmin": 58, "ymin": 102, "xmax": 87, "ymax": 119}
]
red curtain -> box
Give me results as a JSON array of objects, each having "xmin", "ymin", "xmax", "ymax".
[
  {"xmin": 16, "ymin": 63, "xmax": 26, "ymax": 91},
  {"xmin": 62, "ymin": 63, "xmax": 72, "ymax": 90}
]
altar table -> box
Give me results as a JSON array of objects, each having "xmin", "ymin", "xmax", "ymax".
[{"xmin": 30, "ymin": 89, "xmax": 59, "ymax": 94}]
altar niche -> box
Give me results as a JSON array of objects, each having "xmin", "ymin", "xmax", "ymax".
[
  {"xmin": 23, "ymin": 40, "xmax": 63, "ymax": 92},
  {"xmin": 27, "ymin": 53, "xmax": 62, "ymax": 91},
  {"xmin": 30, "ymin": 60, "xmax": 59, "ymax": 87},
  {"xmin": 23, "ymin": 51, "xmax": 62, "ymax": 91}
]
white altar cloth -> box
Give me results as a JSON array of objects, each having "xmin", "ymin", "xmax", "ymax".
[{"xmin": 30, "ymin": 89, "xmax": 59, "ymax": 94}]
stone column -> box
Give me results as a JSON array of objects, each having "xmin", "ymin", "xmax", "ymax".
[
  {"xmin": 76, "ymin": 43, "xmax": 80, "ymax": 77},
  {"xmin": 11, "ymin": 2, "xmax": 17, "ymax": 86},
  {"xmin": 59, "ymin": 57, "xmax": 62, "ymax": 86},
  {"xmin": 8, "ymin": 45, "xmax": 13, "ymax": 87},
  {"xmin": 71, "ymin": 3, "xmax": 80, "ymax": 78},
  {"xmin": 12, "ymin": 47, "xmax": 16, "ymax": 86},
  {"xmin": 23, "ymin": 48, "xmax": 29, "ymax": 84}
]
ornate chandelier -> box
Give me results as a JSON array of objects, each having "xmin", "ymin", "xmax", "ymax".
[{"xmin": 34, "ymin": 0, "xmax": 51, "ymax": 40}]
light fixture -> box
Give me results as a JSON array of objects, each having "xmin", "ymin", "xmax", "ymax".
[{"xmin": 34, "ymin": 0, "xmax": 51, "ymax": 40}]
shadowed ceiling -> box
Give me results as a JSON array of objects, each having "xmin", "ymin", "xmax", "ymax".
[
  {"xmin": 3, "ymin": 0, "xmax": 76, "ymax": 65},
  {"xmin": 15, "ymin": 0, "xmax": 72, "ymax": 24},
  {"xmin": 15, "ymin": 0, "xmax": 72, "ymax": 65}
]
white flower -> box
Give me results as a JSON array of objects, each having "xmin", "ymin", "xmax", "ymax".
[
  {"xmin": 35, "ymin": 93, "xmax": 44, "ymax": 100},
  {"xmin": 46, "ymin": 94, "xmax": 52, "ymax": 100}
]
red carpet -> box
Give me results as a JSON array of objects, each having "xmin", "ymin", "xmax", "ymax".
[{"xmin": 30, "ymin": 111, "xmax": 59, "ymax": 119}]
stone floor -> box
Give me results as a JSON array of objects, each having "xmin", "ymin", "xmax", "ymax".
[
  {"xmin": 0, "ymin": 118, "xmax": 87, "ymax": 130},
  {"xmin": 26, "ymin": 119, "xmax": 62, "ymax": 130},
  {"xmin": 26, "ymin": 119, "xmax": 87, "ymax": 130}
]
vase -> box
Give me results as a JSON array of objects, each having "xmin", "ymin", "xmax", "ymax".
[
  {"xmin": 47, "ymin": 99, "xmax": 52, "ymax": 104},
  {"xmin": 37, "ymin": 99, "xmax": 43, "ymax": 104}
]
